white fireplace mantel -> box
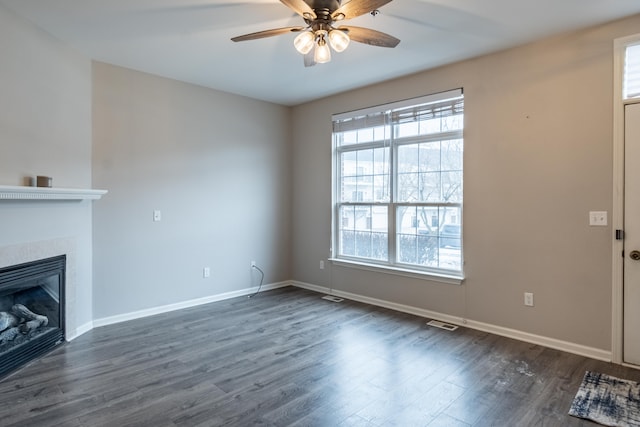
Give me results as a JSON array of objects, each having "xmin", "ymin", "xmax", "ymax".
[{"xmin": 0, "ymin": 185, "xmax": 108, "ymax": 200}]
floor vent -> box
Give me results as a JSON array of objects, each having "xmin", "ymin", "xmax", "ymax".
[
  {"xmin": 321, "ymin": 295, "xmax": 344, "ymax": 303},
  {"xmin": 427, "ymin": 320, "xmax": 458, "ymax": 331}
]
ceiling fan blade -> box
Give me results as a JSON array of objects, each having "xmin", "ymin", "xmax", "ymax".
[
  {"xmin": 332, "ymin": 0, "xmax": 393, "ymax": 20},
  {"xmin": 304, "ymin": 51, "xmax": 316, "ymax": 67},
  {"xmin": 280, "ymin": 0, "xmax": 317, "ymax": 19},
  {"xmin": 339, "ymin": 26, "xmax": 400, "ymax": 48},
  {"xmin": 231, "ymin": 26, "xmax": 304, "ymax": 42}
]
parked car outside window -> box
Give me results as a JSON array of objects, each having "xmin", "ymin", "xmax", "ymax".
[{"xmin": 439, "ymin": 224, "xmax": 461, "ymax": 248}]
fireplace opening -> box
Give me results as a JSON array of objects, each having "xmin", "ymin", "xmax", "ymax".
[{"xmin": 0, "ymin": 255, "xmax": 65, "ymax": 378}]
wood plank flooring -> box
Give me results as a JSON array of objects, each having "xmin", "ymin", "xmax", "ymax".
[{"xmin": 0, "ymin": 286, "xmax": 638, "ymax": 426}]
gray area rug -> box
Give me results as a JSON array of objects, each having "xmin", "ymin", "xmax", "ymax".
[{"xmin": 569, "ymin": 371, "xmax": 640, "ymax": 426}]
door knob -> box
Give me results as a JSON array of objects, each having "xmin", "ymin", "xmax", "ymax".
[{"xmin": 630, "ymin": 250, "xmax": 640, "ymax": 261}]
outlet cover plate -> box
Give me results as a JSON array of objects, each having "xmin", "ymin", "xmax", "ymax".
[
  {"xmin": 524, "ymin": 292, "xmax": 534, "ymax": 307},
  {"xmin": 589, "ymin": 211, "xmax": 607, "ymax": 226}
]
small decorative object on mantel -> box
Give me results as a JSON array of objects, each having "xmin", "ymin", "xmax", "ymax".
[{"xmin": 36, "ymin": 176, "xmax": 52, "ymax": 188}]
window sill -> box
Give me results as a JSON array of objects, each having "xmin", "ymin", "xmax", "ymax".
[{"xmin": 329, "ymin": 258, "xmax": 464, "ymax": 285}]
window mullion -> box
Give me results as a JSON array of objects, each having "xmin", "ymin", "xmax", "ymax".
[
  {"xmin": 393, "ymin": 130, "xmax": 463, "ymax": 147},
  {"xmin": 336, "ymin": 140, "xmax": 386, "ymax": 153},
  {"xmin": 388, "ymin": 113, "xmax": 397, "ymax": 265}
]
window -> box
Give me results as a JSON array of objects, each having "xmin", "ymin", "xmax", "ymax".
[
  {"xmin": 624, "ymin": 43, "xmax": 640, "ymax": 100},
  {"xmin": 332, "ymin": 89, "xmax": 464, "ymax": 278}
]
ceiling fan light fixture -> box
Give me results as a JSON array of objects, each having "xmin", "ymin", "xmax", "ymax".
[
  {"xmin": 294, "ymin": 30, "xmax": 315, "ymax": 55},
  {"xmin": 314, "ymin": 32, "xmax": 331, "ymax": 63},
  {"xmin": 328, "ymin": 29, "xmax": 350, "ymax": 53}
]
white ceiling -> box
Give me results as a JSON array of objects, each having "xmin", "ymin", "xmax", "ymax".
[{"xmin": 3, "ymin": 0, "xmax": 640, "ymax": 106}]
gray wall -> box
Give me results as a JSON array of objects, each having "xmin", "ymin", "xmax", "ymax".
[
  {"xmin": 92, "ymin": 63, "xmax": 292, "ymax": 319},
  {"xmin": 291, "ymin": 14, "xmax": 640, "ymax": 352},
  {"xmin": 0, "ymin": 5, "xmax": 94, "ymax": 332}
]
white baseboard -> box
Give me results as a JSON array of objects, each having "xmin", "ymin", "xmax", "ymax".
[
  {"xmin": 66, "ymin": 320, "xmax": 94, "ymax": 341},
  {"xmin": 291, "ymin": 280, "xmax": 612, "ymax": 362},
  {"xmin": 73, "ymin": 279, "xmax": 612, "ymax": 363},
  {"xmin": 93, "ymin": 281, "xmax": 291, "ymax": 328}
]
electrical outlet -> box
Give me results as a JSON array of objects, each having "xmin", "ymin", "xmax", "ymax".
[
  {"xmin": 203, "ymin": 267, "xmax": 210, "ymax": 278},
  {"xmin": 320, "ymin": 260, "xmax": 325, "ymax": 270},
  {"xmin": 251, "ymin": 260, "xmax": 256, "ymax": 268},
  {"xmin": 524, "ymin": 292, "xmax": 534, "ymax": 307}
]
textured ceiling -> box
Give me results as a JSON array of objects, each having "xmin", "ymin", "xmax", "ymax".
[{"xmin": 2, "ymin": 0, "xmax": 640, "ymax": 106}]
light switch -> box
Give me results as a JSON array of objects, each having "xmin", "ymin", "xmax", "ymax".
[
  {"xmin": 153, "ymin": 210, "xmax": 161, "ymax": 222},
  {"xmin": 589, "ymin": 211, "xmax": 607, "ymax": 226}
]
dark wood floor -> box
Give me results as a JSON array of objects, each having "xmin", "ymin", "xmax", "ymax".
[{"xmin": 0, "ymin": 286, "xmax": 638, "ymax": 426}]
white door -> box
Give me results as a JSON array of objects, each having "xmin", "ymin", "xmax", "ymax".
[{"xmin": 624, "ymin": 102, "xmax": 640, "ymax": 365}]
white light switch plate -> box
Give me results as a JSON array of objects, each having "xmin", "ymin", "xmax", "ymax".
[{"xmin": 589, "ymin": 211, "xmax": 607, "ymax": 226}]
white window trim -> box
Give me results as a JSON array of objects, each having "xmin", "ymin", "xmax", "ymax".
[{"xmin": 331, "ymin": 89, "xmax": 465, "ymax": 282}]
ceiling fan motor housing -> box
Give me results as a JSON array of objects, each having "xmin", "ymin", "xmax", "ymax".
[{"xmin": 306, "ymin": 0, "xmax": 342, "ymax": 12}]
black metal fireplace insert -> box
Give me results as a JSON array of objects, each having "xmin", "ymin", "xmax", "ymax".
[{"xmin": 0, "ymin": 255, "xmax": 65, "ymax": 378}]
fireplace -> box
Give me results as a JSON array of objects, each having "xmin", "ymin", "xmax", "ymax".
[{"xmin": 0, "ymin": 255, "xmax": 65, "ymax": 378}]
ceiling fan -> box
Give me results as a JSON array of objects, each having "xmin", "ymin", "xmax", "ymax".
[{"xmin": 231, "ymin": 0, "xmax": 400, "ymax": 66}]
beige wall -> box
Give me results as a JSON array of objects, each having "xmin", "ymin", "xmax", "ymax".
[
  {"xmin": 291, "ymin": 14, "xmax": 640, "ymax": 352},
  {"xmin": 0, "ymin": 4, "xmax": 94, "ymax": 332},
  {"xmin": 92, "ymin": 63, "xmax": 292, "ymax": 320}
]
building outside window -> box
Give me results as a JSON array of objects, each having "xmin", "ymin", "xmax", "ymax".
[{"xmin": 332, "ymin": 89, "xmax": 464, "ymax": 278}]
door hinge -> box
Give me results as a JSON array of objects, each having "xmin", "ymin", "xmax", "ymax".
[{"xmin": 616, "ymin": 229, "xmax": 624, "ymax": 240}]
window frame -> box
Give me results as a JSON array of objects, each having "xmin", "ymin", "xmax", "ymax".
[{"xmin": 331, "ymin": 89, "xmax": 465, "ymax": 283}]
